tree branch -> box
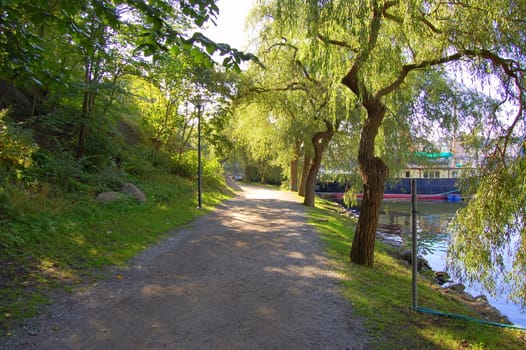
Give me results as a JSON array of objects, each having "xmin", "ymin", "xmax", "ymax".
[
  {"xmin": 418, "ymin": 8, "xmax": 442, "ymax": 34},
  {"xmin": 375, "ymin": 52, "xmax": 463, "ymax": 99},
  {"xmin": 317, "ymin": 34, "xmax": 356, "ymax": 50},
  {"xmin": 248, "ymin": 82, "xmax": 307, "ymax": 94}
]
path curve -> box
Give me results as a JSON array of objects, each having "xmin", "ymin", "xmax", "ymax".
[{"xmin": 3, "ymin": 185, "xmax": 372, "ymax": 349}]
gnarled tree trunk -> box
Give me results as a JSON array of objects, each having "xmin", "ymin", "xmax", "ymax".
[
  {"xmin": 304, "ymin": 121, "xmax": 335, "ymax": 207},
  {"xmin": 298, "ymin": 152, "xmax": 311, "ymax": 197},
  {"xmin": 349, "ymin": 101, "xmax": 389, "ymax": 266}
]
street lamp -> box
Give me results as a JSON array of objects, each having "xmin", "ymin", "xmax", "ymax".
[{"xmin": 194, "ymin": 97, "xmax": 208, "ymax": 209}]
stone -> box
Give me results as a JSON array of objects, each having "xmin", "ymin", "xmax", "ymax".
[
  {"xmin": 474, "ymin": 295, "xmax": 488, "ymax": 303},
  {"xmin": 96, "ymin": 191, "xmax": 121, "ymax": 203},
  {"xmin": 121, "ymin": 182, "xmax": 147, "ymax": 203},
  {"xmin": 434, "ymin": 271, "xmax": 451, "ymax": 284},
  {"xmin": 398, "ymin": 250, "xmax": 431, "ymax": 272},
  {"xmin": 447, "ymin": 283, "xmax": 466, "ymax": 292}
]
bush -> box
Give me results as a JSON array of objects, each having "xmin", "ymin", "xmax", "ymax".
[
  {"xmin": 203, "ymin": 157, "xmax": 225, "ymax": 188},
  {"xmin": 0, "ymin": 110, "xmax": 39, "ymax": 182},
  {"xmin": 170, "ymin": 151, "xmax": 198, "ymax": 178},
  {"xmin": 121, "ymin": 147, "xmax": 157, "ymax": 177},
  {"xmin": 33, "ymin": 151, "xmax": 86, "ymax": 192}
]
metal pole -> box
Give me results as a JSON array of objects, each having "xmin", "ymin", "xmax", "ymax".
[
  {"xmin": 197, "ymin": 104, "xmax": 202, "ymax": 209},
  {"xmin": 411, "ymin": 179, "xmax": 418, "ymax": 309}
]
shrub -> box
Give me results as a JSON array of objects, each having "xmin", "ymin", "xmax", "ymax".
[
  {"xmin": 0, "ymin": 110, "xmax": 39, "ymax": 182},
  {"xmin": 31, "ymin": 151, "xmax": 86, "ymax": 192},
  {"xmin": 170, "ymin": 151, "xmax": 198, "ymax": 178},
  {"xmin": 121, "ymin": 147, "xmax": 157, "ymax": 177}
]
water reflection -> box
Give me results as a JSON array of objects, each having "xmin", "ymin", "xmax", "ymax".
[{"xmin": 374, "ymin": 200, "xmax": 526, "ymax": 327}]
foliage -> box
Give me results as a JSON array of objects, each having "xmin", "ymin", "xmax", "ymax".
[
  {"xmin": 449, "ymin": 154, "xmax": 526, "ymax": 305},
  {"xmin": 0, "ymin": 111, "xmax": 38, "ymax": 181}
]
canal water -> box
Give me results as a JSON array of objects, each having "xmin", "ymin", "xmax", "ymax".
[{"xmin": 374, "ymin": 200, "xmax": 526, "ymax": 328}]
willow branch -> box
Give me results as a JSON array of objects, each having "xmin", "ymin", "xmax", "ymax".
[
  {"xmin": 376, "ymin": 52, "xmax": 463, "ymax": 99},
  {"xmin": 248, "ymin": 82, "xmax": 307, "ymax": 94},
  {"xmin": 317, "ymin": 34, "xmax": 356, "ymax": 50}
]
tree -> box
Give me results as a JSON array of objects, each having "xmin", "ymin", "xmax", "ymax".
[
  {"xmin": 262, "ymin": 0, "xmax": 525, "ymax": 267},
  {"xmin": 233, "ymin": 17, "xmax": 359, "ymax": 204}
]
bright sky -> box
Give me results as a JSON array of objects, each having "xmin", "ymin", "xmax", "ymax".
[{"xmin": 202, "ymin": 0, "xmax": 256, "ymax": 51}]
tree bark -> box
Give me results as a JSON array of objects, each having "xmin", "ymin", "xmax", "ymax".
[
  {"xmin": 304, "ymin": 121, "xmax": 335, "ymax": 207},
  {"xmin": 290, "ymin": 158, "xmax": 298, "ymax": 191},
  {"xmin": 349, "ymin": 100, "xmax": 389, "ymax": 266},
  {"xmin": 290, "ymin": 141, "xmax": 301, "ymax": 191},
  {"xmin": 298, "ymin": 152, "xmax": 310, "ymax": 197},
  {"xmin": 77, "ymin": 89, "xmax": 95, "ymax": 159}
]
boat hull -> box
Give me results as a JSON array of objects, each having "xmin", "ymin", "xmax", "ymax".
[{"xmin": 316, "ymin": 178, "xmax": 461, "ymax": 202}]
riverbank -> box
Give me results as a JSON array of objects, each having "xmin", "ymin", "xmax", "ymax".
[
  {"xmin": 341, "ymin": 203, "xmax": 513, "ymax": 326},
  {"xmin": 308, "ymin": 199, "xmax": 525, "ymax": 348}
]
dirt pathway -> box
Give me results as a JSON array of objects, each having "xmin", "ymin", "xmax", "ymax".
[{"xmin": 3, "ymin": 185, "xmax": 372, "ymax": 349}]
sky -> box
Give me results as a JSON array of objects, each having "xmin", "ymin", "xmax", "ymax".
[{"xmin": 202, "ymin": 0, "xmax": 256, "ymax": 51}]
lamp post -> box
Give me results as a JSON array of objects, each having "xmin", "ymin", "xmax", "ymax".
[
  {"xmin": 197, "ymin": 102, "xmax": 203, "ymax": 209},
  {"xmin": 195, "ymin": 98, "xmax": 207, "ymax": 209}
]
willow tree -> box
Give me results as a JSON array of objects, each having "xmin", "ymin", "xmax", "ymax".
[
  {"xmin": 263, "ymin": 0, "xmax": 526, "ymax": 267},
  {"xmin": 238, "ymin": 8, "xmax": 363, "ymax": 205}
]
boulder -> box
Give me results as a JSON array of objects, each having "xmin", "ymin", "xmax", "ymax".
[
  {"xmin": 447, "ymin": 283, "xmax": 466, "ymax": 292},
  {"xmin": 434, "ymin": 271, "xmax": 451, "ymax": 284},
  {"xmin": 398, "ymin": 250, "xmax": 431, "ymax": 272},
  {"xmin": 96, "ymin": 191, "xmax": 121, "ymax": 203},
  {"xmin": 121, "ymin": 182, "xmax": 147, "ymax": 203}
]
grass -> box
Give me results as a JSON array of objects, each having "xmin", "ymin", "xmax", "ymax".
[
  {"xmin": 0, "ymin": 174, "xmax": 233, "ymax": 336},
  {"xmin": 307, "ymin": 198, "xmax": 526, "ymax": 349}
]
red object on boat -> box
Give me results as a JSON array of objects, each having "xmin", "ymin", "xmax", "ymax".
[
  {"xmin": 358, "ymin": 193, "xmax": 448, "ymax": 201},
  {"xmin": 318, "ymin": 192, "xmax": 448, "ymax": 201}
]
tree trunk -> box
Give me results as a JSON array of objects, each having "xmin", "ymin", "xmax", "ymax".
[
  {"xmin": 290, "ymin": 158, "xmax": 298, "ymax": 191},
  {"xmin": 303, "ymin": 157, "xmax": 318, "ymax": 207},
  {"xmin": 298, "ymin": 152, "xmax": 311, "ymax": 197},
  {"xmin": 290, "ymin": 141, "xmax": 301, "ymax": 192},
  {"xmin": 304, "ymin": 121, "xmax": 335, "ymax": 207},
  {"xmin": 77, "ymin": 89, "xmax": 95, "ymax": 159},
  {"xmin": 349, "ymin": 102, "xmax": 389, "ymax": 266}
]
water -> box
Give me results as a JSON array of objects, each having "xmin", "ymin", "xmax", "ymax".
[{"xmin": 375, "ymin": 200, "xmax": 526, "ymax": 328}]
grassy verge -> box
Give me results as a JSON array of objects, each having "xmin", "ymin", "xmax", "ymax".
[
  {"xmin": 307, "ymin": 199, "xmax": 525, "ymax": 349},
  {"xmin": 0, "ymin": 174, "xmax": 233, "ymax": 336}
]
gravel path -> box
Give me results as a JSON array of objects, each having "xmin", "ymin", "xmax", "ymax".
[{"xmin": 2, "ymin": 184, "xmax": 372, "ymax": 349}]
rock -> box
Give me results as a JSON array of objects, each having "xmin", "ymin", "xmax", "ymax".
[
  {"xmin": 398, "ymin": 250, "xmax": 431, "ymax": 272},
  {"xmin": 121, "ymin": 183, "xmax": 147, "ymax": 203},
  {"xmin": 96, "ymin": 191, "xmax": 121, "ymax": 203},
  {"xmin": 434, "ymin": 271, "xmax": 451, "ymax": 284},
  {"xmin": 447, "ymin": 283, "xmax": 465, "ymax": 292},
  {"xmin": 474, "ymin": 295, "xmax": 488, "ymax": 303}
]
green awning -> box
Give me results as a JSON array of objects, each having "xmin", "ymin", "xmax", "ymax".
[{"xmin": 414, "ymin": 151, "xmax": 453, "ymax": 159}]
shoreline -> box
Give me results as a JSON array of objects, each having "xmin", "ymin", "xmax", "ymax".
[{"xmin": 338, "ymin": 207, "xmax": 513, "ymax": 326}]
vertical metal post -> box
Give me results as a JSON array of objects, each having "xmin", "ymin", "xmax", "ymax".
[
  {"xmin": 411, "ymin": 179, "xmax": 418, "ymax": 309},
  {"xmin": 197, "ymin": 103, "xmax": 203, "ymax": 209}
]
